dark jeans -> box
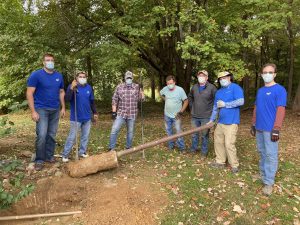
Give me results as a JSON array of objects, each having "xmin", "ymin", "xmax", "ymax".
[{"xmin": 35, "ymin": 108, "xmax": 60, "ymax": 163}]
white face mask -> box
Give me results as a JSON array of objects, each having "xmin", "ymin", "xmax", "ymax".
[
  {"xmin": 198, "ymin": 77, "xmax": 206, "ymax": 84},
  {"xmin": 262, "ymin": 73, "xmax": 274, "ymax": 83},
  {"xmin": 220, "ymin": 79, "xmax": 230, "ymax": 87},
  {"xmin": 126, "ymin": 78, "xmax": 133, "ymax": 85},
  {"xmin": 78, "ymin": 78, "xmax": 87, "ymax": 85},
  {"xmin": 45, "ymin": 61, "xmax": 54, "ymax": 70}
]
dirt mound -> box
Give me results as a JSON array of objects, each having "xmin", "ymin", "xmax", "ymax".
[{"xmin": 0, "ymin": 172, "xmax": 168, "ymax": 225}]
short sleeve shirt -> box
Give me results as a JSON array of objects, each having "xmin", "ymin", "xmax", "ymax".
[
  {"xmin": 27, "ymin": 69, "xmax": 64, "ymax": 109},
  {"xmin": 160, "ymin": 85, "xmax": 187, "ymax": 118},
  {"xmin": 255, "ymin": 84, "xmax": 287, "ymax": 131}
]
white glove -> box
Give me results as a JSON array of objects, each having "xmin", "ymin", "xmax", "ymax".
[{"xmin": 217, "ymin": 100, "xmax": 225, "ymax": 108}]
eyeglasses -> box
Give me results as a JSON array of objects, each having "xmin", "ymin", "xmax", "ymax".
[{"xmin": 262, "ymin": 72, "xmax": 275, "ymax": 75}]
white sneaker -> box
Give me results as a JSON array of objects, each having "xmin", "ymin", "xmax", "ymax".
[
  {"xmin": 62, "ymin": 157, "xmax": 69, "ymax": 163},
  {"xmin": 79, "ymin": 153, "xmax": 89, "ymax": 158}
]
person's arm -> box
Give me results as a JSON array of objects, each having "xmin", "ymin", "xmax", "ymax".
[
  {"xmin": 273, "ymin": 106, "xmax": 285, "ymax": 130},
  {"xmin": 60, "ymin": 89, "xmax": 65, "ymax": 117},
  {"xmin": 188, "ymin": 88, "xmax": 194, "ymax": 109},
  {"xmin": 112, "ymin": 87, "xmax": 119, "ymax": 112},
  {"xmin": 65, "ymin": 86, "xmax": 74, "ymax": 102},
  {"xmin": 26, "ymin": 87, "xmax": 39, "ymax": 122},
  {"xmin": 224, "ymin": 98, "xmax": 244, "ymax": 108},
  {"xmin": 180, "ymin": 99, "xmax": 188, "ymax": 113},
  {"xmin": 250, "ymin": 105, "xmax": 256, "ymax": 137},
  {"xmin": 209, "ymin": 103, "xmax": 218, "ymax": 122},
  {"xmin": 251, "ymin": 106, "xmax": 256, "ymax": 126}
]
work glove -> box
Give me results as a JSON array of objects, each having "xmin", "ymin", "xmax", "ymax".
[
  {"xmin": 112, "ymin": 112, "xmax": 117, "ymax": 120},
  {"xmin": 250, "ymin": 125, "xmax": 256, "ymax": 137},
  {"xmin": 217, "ymin": 100, "xmax": 225, "ymax": 108},
  {"xmin": 175, "ymin": 112, "xmax": 183, "ymax": 120},
  {"xmin": 271, "ymin": 129, "xmax": 279, "ymax": 142}
]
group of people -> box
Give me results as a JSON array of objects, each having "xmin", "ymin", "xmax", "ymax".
[{"xmin": 27, "ymin": 53, "xmax": 286, "ymax": 196}]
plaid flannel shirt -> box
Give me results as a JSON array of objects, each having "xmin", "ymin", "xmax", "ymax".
[{"xmin": 112, "ymin": 83, "xmax": 142, "ymax": 119}]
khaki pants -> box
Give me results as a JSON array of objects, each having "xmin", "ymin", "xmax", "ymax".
[{"xmin": 214, "ymin": 124, "xmax": 239, "ymax": 168}]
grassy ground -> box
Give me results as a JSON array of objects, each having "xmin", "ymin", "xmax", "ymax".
[{"xmin": 1, "ymin": 102, "xmax": 299, "ymax": 225}]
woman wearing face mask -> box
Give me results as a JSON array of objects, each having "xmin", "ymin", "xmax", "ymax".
[
  {"xmin": 250, "ymin": 63, "xmax": 287, "ymax": 196},
  {"xmin": 188, "ymin": 70, "xmax": 217, "ymax": 158},
  {"xmin": 61, "ymin": 72, "xmax": 98, "ymax": 162},
  {"xmin": 208, "ymin": 71, "xmax": 244, "ymax": 174}
]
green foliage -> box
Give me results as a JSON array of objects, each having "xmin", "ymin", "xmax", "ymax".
[
  {"xmin": 0, "ymin": 160, "xmax": 35, "ymax": 209},
  {"xmin": 0, "ymin": 116, "xmax": 14, "ymax": 137}
]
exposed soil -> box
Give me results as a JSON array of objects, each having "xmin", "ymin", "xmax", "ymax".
[{"xmin": 0, "ymin": 164, "xmax": 168, "ymax": 225}]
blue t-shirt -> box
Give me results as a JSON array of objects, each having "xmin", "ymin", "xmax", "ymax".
[
  {"xmin": 160, "ymin": 85, "xmax": 187, "ymax": 118},
  {"xmin": 27, "ymin": 69, "xmax": 64, "ymax": 109},
  {"xmin": 214, "ymin": 83, "xmax": 244, "ymax": 124},
  {"xmin": 255, "ymin": 84, "xmax": 287, "ymax": 132},
  {"xmin": 68, "ymin": 84, "xmax": 94, "ymax": 122}
]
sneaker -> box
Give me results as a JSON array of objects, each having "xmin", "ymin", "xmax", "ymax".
[
  {"xmin": 210, "ymin": 162, "xmax": 225, "ymax": 169},
  {"xmin": 262, "ymin": 185, "xmax": 273, "ymax": 196},
  {"xmin": 79, "ymin": 153, "xmax": 89, "ymax": 158},
  {"xmin": 231, "ymin": 167, "xmax": 239, "ymax": 174},
  {"xmin": 34, "ymin": 163, "xmax": 44, "ymax": 171},
  {"xmin": 62, "ymin": 157, "xmax": 69, "ymax": 163}
]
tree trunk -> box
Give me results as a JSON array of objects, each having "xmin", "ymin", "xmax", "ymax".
[
  {"xmin": 287, "ymin": 0, "xmax": 294, "ymax": 105},
  {"xmin": 151, "ymin": 73, "xmax": 155, "ymax": 101},
  {"xmin": 86, "ymin": 53, "xmax": 93, "ymax": 86},
  {"xmin": 292, "ymin": 81, "xmax": 300, "ymax": 112}
]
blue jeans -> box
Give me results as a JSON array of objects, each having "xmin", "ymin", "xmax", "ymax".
[
  {"xmin": 109, "ymin": 116, "xmax": 136, "ymax": 149},
  {"xmin": 164, "ymin": 115, "xmax": 185, "ymax": 150},
  {"xmin": 35, "ymin": 108, "xmax": 60, "ymax": 163},
  {"xmin": 191, "ymin": 117, "xmax": 210, "ymax": 155},
  {"xmin": 256, "ymin": 130, "xmax": 279, "ymax": 185},
  {"xmin": 61, "ymin": 120, "xmax": 91, "ymax": 158}
]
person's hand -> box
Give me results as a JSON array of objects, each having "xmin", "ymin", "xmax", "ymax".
[
  {"xmin": 206, "ymin": 120, "xmax": 214, "ymax": 125},
  {"xmin": 250, "ymin": 125, "xmax": 256, "ymax": 137},
  {"xmin": 93, "ymin": 114, "xmax": 98, "ymax": 124},
  {"xmin": 271, "ymin": 129, "xmax": 279, "ymax": 142},
  {"xmin": 31, "ymin": 111, "xmax": 39, "ymax": 122},
  {"xmin": 60, "ymin": 108, "xmax": 66, "ymax": 118},
  {"xmin": 140, "ymin": 90, "xmax": 145, "ymax": 99},
  {"xmin": 112, "ymin": 112, "xmax": 117, "ymax": 120},
  {"xmin": 175, "ymin": 112, "xmax": 183, "ymax": 120},
  {"xmin": 217, "ymin": 100, "xmax": 225, "ymax": 108},
  {"xmin": 70, "ymin": 80, "xmax": 77, "ymax": 90}
]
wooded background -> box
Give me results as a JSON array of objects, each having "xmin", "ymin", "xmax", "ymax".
[{"xmin": 1, "ymin": 0, "xmax": 300, "ymax": 112}]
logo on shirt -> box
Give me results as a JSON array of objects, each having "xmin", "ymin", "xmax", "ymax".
[
  {"xmin": 87, "ymin": 91, "xmax": 90, "ymax": 94},
  {"xmin": 56, "ymin": 78, "xmax": 60, "ymax": 82},
  {"xmin": 266, "ymin": 92, "xmax": 271, "ymax": 95}
]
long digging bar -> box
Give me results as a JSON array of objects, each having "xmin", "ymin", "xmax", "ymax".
[{"xmin": 67, "ymin": 122, "xmax": 214, "ymax": 178}]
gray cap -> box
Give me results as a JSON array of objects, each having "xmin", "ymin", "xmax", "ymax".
[{"xmin": 125, "ymin": 71, "xmax": 133, "ymax": 79}]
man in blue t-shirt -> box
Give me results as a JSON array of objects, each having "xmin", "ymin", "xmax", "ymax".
[
  {"xmin": 26, "ymin": 53, "xmax": 65, "ymax": 171},
  {"xmin": 250, "ymin": 63, "xmax": 287, "ymax": 196},
  {"xmin": 209, "ymin": 71, "xmax": 244, "ymax": 173},
  {"xmin": 61, "ymin": 72, "xmax": 98, "ymax": 162},
  {"xmin": 160, "ymin": 75, "xmax": 188, "ymax": 151}
]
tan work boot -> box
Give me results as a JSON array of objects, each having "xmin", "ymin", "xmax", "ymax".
[{"xmin": 262, "ymin": 185, "xmax": 273, "ymax": 196}]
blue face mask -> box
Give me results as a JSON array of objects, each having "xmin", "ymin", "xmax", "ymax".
[
  {"xmin": 262, "ymin": 73, "xmax": 274, "ymax": 83},
  {"xmin": 167, "ymin": 84, "xmax": 175, "ymax": 90},
  {"xmin": 126, "ymin": 78, "xmax": 132, "ymax": 85},
  {"xmin": 220, "ymin": 79, "xmax": 230, "ymax": 87},
  {"xmin": 45, "ymin": 61, "xmax": 54, "ymax": 70}
]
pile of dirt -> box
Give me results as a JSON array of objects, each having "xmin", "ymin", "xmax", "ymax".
[{"xmin": 0, "ymin": 172, "xmax": 168, "ymax": 225}]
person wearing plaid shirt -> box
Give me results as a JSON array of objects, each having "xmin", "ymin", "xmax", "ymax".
[{"xmin": 109, "ymin": 71, "xmax": 144, "ymax": 150}]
